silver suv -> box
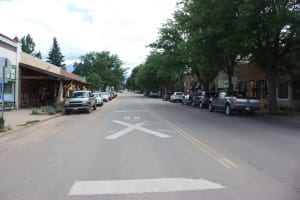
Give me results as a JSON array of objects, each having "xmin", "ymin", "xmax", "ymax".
[
  {"xmin": 64, "ymin": 90, "xmax": 96, "ymax": 114},
  {"xmin": 170, "ymin": 92, "xmax": 184, "ymax": 103}
]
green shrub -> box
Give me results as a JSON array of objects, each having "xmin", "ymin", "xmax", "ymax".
[
  {"xmin": 31, "ymin": 108, "xmax": 40, "ymax": 115},
  {"xmin": 279, "ymin": 105, "xmax": 294, "ymax": 115},
  {"xmin": 0, "ymin": 117, "xmax": 5, "ymax": 130},
  {"xmin": 39, "ymin": 104, "xmax": 62, "ymax": 115},
  {"xmin": 53, "ymin": 104, "xmax": 63, "ymax": 113}
]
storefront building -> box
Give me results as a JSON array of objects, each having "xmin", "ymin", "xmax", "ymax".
[
  {"xmin": 19, "ymin": 52, "xmax": 88, "ymax": 108},
  {"xmin": 0, "ymin": 33, "xmax": 20, "ymax": 110}
]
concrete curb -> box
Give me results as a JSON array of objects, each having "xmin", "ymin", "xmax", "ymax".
[
  {"xmin": 254, "ymin": 112, "xmax": 300, "ymax": 126},
  {"xmin": 0, "ymin": 114, "xmax": 62, "ymax": 138}
]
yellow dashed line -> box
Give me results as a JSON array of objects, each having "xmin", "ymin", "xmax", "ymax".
[{"xmin": 147, "ymin": 108, "xmax": 245, "ymax": 173}]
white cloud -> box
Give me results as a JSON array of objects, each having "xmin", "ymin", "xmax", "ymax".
[{"xmin": 0, "ymin": 0, "xmax": 177, "ymax": 73}]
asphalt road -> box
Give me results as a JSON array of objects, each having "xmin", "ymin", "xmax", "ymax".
[{"xmin": 0, "ymin": 92, "xmax": 299, "ymax": 200}]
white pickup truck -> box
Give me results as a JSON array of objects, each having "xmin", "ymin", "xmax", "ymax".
[
  {"xmin": 64, "ymin": 90, "xmax": 96, "ymax": 114},
  {"xmin": 208, "ymin": 91, "xmax": 260, "ymax": 116}
]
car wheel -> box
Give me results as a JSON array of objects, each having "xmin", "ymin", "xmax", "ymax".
[
  {"xmin": 247, "ymin": 111, "xmax": 254, "ymax": 115},
  {"xmin": 199, "ymin": 101, "xmax": 203, "ymax": 109},
  {"xmin": 208, "ymin": 103, "xmax": 214, "ymax": 112},
  {"xmin": 225, "ymin": 104, "xmax": 231, "ymax": 116},
  {"xmin": 93, "ymin": 104, "xmax": 97, "ymax": 110},
  {"xmin": 64, "ymin": 110, "xmax": 69, "ymax": 115},
  {"xmin": 87, "ymin": 106, "xmax": 92, "ymax": 114}
]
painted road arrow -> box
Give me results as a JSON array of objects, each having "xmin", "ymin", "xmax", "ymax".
[
  {"xmin": 69, "ymin": 178, "xmax": 225, "ymax": 195},
  {"xmin": 105, "ymin": 120, "xmax": 172, "ymax": 140}
]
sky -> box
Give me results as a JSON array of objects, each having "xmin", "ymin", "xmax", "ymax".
[{"xmin": 0, "ymin": 0, "xmax": 178, "ymax": 75}]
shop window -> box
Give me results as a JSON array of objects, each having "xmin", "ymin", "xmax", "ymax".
[
  {"xmin": 238, "ymin": 81, "xmax": 246, "ymax": 92},
  {"xmin": 253, "ymin": 80, "xmax": 267, "ymax": 99},
  {"xmin": 293, "ymin": 81, "xmax": 300, "ymax": 99},
  {"xmin": 278, "ymin": 81, "xmax": 288, "ymax": 99}
]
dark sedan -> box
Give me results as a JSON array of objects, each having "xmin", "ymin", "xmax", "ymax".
[{"xmin": 192, "ymin": 91, "xmax": 215, "ymax": 108}]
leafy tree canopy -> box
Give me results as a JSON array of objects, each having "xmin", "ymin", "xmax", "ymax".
[
  {"xmin": 73, "ymin": 51, "xmax": 126, "ymax": 91},
  {"xmin": 21, "ymin": 34, "xmax": 35, "ymax": 54}
]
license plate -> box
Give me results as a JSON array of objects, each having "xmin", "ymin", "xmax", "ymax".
[{"xmin": 245, "ymin": 107, "xmax": 250, "ymax": 111}]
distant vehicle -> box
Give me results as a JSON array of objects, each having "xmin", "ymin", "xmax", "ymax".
[
  {"xmin": 192, "ymin": 91, "xmax": 215, "ymax": 108},
  {"xmin": 111, "ymin": 91, "xmax": 117, "ymax": 98},
  {"xmin": 93, "ymin": 92, "xmax": 104, "ymax": 106},
  {"xmin": 170, "ymin": 92, "xmax": 184, "ymax": 103},
  {"xmin": 64, "ymin": 90, "xmax": 96, "ymax": 114},
  {"xmin": 208, "ymin": 90, "xmax": 260, "ymax": 115},
  {"xmin": 182, "ymin": 94, "xmax": 194, "ymax": 105},
  {"xmin": 149, "ymin": 91, "xmax": 160, "ymax": 98},
  {"xmin": 100, "ymin": 92, "xmax": 110, "ymax": 102},
  {"xmin": 162, "ymin": 92, "xmax": 174, "ymax": 101}
]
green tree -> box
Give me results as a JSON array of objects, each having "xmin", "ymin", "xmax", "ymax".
[
  {"xmin": 126, "ymin": 67, "xmax": 139, "ymax": 90},
  {"xmin": 86, "ymin": 72, "xmax": 103, "ymax": 91},
  {"xmin": 179, "ymin": 0, "xmax": 244, "ymax": 91},
  {"xmin": 34, "ymin": 51, "xmax": 42, "ymax": 59},
  {"xmin": 21, "ymin": 34, "xmax": 35, "ymax": 54},
  {"xmin": 73, "ymin": 51, "xmax": 126, "ymax": 91},
  {"xmin": 149, "ymin": 18, "xmax": 187, "ymax": 92},
  {"xmin": 238, "ymin": 0, "xmax": 300, "ymax": 113},
  {"xmin": 47, "ymin": 37, "xmax": 65, "ymax": 70}
]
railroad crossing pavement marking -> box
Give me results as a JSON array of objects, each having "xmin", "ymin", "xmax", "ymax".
[
  {"xmin": 104, "ymin": 120, "xmax": 172, "ymax": 140},
  {"xmin": 69, "ymin": 178, "xmax": 225, "ymax": 195}
]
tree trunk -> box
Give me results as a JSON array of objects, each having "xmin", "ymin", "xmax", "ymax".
[
  {"xmin": 226, "ymin": 65, "xmax": 234, "ymax": 92},
  {"xmin": 266, "ymin": 61, "xmax": 278, "ymax": 114},
  {"xmin": 203, "ymin": 82, "xmax": 209, "ymax": 92}
]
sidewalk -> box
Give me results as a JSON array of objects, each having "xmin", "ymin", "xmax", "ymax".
[
  {"xmin": 254, "ymin": 108, "xmax": 300, "ymax": 125},
  {"xmin": 0, "ymin": 109, "xmax": 61, "ymax": 137}
]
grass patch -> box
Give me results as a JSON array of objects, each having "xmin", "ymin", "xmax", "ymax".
[
  {"xmin": 41, "ymin": 106, "xmax": 56, "ymax": 115},
  {"xmin": 31, "ymin": 108, "xmax": 42, "ymax": 115},
  {"xmin": 18, "ymin": 120, "xmax": 40, "ymax": 126},
  {"xmin": 279, "ymin": 105, "xmax": 294, "ymax": 116},
  {"xmin": 31, "ymin": 104, "xmax": 63, "ymax": 116}
]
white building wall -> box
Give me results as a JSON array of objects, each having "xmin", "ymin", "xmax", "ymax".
[{"xmin": 0, "ymin": 34, "xmax": 19, "ymax": 109}]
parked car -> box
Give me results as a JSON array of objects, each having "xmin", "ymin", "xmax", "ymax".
[
  {"xmin": 100, "ymin": 92, "xmax": 110, "ymax": 102},
  {"xmin": 192, "ymin": 91, "xmax": 215, "ymax": 108},
  {"xmin": 208, "ymin": 90, "xmax": 260, "ymax": 115},
  {"xmin": 64, "ymin": 90, "xmax": 96, "ymax": 114},
  {"xmin": 93, "ymin": 92, "xmax": 104, "ymax": 106},
  {"xmin": 149, "ymin": 91, "xmax": 161, "ymax": 98},
  {"xmin": 170, "ymin": 92, "xmax": 184, "ymax": 103},
  {"xmin": 182, "ymin": 94, "xmax": 194, "ymax": 105},
  {"xmin": 162, "ymin": 92, "xmax": 173, "ymax": 101}
]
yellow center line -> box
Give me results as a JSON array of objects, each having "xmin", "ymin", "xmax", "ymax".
[{"xmin": 145, "ymin": 107, "xmax": 245, "ymax": 173}]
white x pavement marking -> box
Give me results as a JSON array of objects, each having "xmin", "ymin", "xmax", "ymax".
[{"xmin": 104, "ymin": 120, "xmax": 172, "ymax": 140}]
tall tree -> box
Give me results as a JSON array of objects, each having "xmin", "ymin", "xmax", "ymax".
[
  {"xmin": 238, "ymin": 0, "xmax": 300, "ymax": 113},
  {"xmin": 125, "ymin": 66, "xmax": 141, "ymax": 91},
  {"xmin": 21, "ymin": 34, "xmax": 43, "ymax": 59},
  {"xmin": 47, "ymin": 37, "xmax": 65, "ymax": 70},
  {"xmin": 21, "ymin": 34, "xmax": 35, "ymax": 54},
  {"xmin": 86, "ymin": 72, "xmax": 103, "ymax": 91},
  {"xmin": 73, "ymin": 51, "xmax": 126, "ymax": 91},
  {"xmin": 180, "ymin": 0, "xmax": 244, "ymax": 91},
  {"xmin": 34, "ymin": 51, "xmax": 42, "ymax": 59},
  {"xmin": 149, "ymin": 18, "xmax": 187, "ymax": 92}
]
